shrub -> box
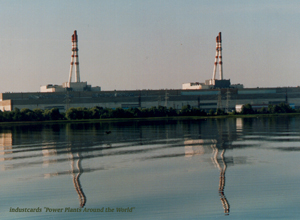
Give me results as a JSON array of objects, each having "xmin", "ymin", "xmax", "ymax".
[{"xmin": 241, "ymin": 104, "xmax": 254, "ymax": 114}]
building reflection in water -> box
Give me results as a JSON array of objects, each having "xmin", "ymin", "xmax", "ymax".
[
  {"xmin": 0, "ymin": 133, "xmax": 13, "ymax": 166},
  {"xmin": 184, "ymin": 139, "xmax": 217, "ymax": 157},
  {"xmin": 236, "ymin": 118, "xmax": 243, "ymax": 131},
  {"xmin": 184, "ymin": 139, "xmax": 230, "ymax": 215},
  {"xmin": 42, "ymin": 147, "xmax": 57, "ymax": 169}
]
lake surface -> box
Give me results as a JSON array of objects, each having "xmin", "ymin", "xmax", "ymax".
[{"xmin": 1, "ymin": 116, "xmax": 300, "ymax": 219}]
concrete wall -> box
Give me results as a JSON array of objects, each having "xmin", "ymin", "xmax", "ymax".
[{"xmin": 0, "ymin": 100, "xmax": 12, "ymax": 111}]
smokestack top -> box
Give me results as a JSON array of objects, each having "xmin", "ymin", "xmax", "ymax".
[
  {"xmin": 216, "ymin": 32, "xmax": 221, "ymax": 43},
  {"xmin": 72, "ymin": 30, "xmax": 78, "ymax": 42}
]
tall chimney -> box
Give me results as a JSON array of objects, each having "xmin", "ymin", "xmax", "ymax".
[
  {"xmin": 68, "ymin": 30, "xmax": 80, "ymax": 86},
  {"xmin": 212, "ymin": 32, "xmax": 223, "ymax": 82}
]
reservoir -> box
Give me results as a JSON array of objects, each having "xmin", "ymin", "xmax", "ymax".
[{"xmin": 1, "ymin": 116, "xmax": 300, "ymax": 219}]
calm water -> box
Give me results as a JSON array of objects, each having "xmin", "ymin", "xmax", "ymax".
[{"xmin": 1, "ymin": 116, "xmax": 300, "ymax": 219}]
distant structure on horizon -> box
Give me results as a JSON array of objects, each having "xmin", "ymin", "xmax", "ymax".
[
  {"xmin": 182, "ymin": 32, "xmax": 243, "ymax": 90},
  {"xmin": 40, "ymin": 30, "xmax": 100, "ymax": 93}
]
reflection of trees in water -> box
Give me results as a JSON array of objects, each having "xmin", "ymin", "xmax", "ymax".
[{"xmin": 239, "ymin": 116, "xmax": 295, "ymax": 134}]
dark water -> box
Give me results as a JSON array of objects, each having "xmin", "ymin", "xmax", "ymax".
[{"xmin": 1, "ymin": 116, "xmax": 300, "ymax": 219}]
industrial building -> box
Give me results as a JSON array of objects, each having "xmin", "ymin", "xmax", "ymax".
[
  {"xmin": 1, "ymin": 87, "xmax": 300, "ymax": 112},
  {"xmin": 0, "ymin": 31, "xmax": 298, "ymax": 112}
]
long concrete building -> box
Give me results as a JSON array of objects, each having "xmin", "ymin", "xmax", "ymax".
[{"xmin": 0, "ymin": 87, "xmax": 299, "ymax": 112}]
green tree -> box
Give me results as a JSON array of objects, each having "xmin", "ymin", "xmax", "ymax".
[
  {"xmin": 278, "ymin": 103, "xmax": 295, "ymax": 113},
  {"xmin": 99, "ymin": 108, "xmax": 111, "ymax": 118},
  {"xmin": 20, "ymin": 108, "xmax": 35, "ymax": 121},
  {"xmin": 257, "ymin": 107, "xmax": 268, "ymax": 114},
  {"xmin": 0, "ymin": 110, "xmax": 4, "ymax": 122},
  {"xmin": 273, "ymin": 105, "xmax": 282, "ymax": 113},
  {"xmin": 140, "ymin": 108, "xmax": 149, "ymax": 117},
  {"xmin": 157, "ymin": 106, "xmax": 168, "ymax": 117},
  {"xmin": 209, "ymin": 109, "xmax": 215, "ymax": 116},
  {"xmin": 231, "ymin": 110, "xmax": 237, "ymax": 115},
  {"xmin": 2, "ymin": 111, "xmax": 13, "ymax": 122},
  {"xmin": 113, "ymin": 107, "xmax": 126, "ymax": 118},
  {"xmin": 33, "ymin": 109, "xmax": 45, "ymax": 121},
  {"xmin": 148, "ymin": 106, "xmax": 159, "ymax": 117},
  {"xmin": 65, "ymin": 107, "xmax": 78, "ymax": 120},
  {"xmin": 268, "ymin": 104, "xmax": 275, "ymax": 114},
  {"xmin": 132, "ymin": 107, "xmax": 142, "ymax": 117},
  {"xmin": 167, "ymin": 107, "xmax": 178, "ymax": 117},
  {"xmin": 180, "ymin": 105, "xmax": 191, "ymax": 116},
  {"xmin": 43, "ymin": 109, "xmax": 52, "ymax": 120},
  {"xmin": 13, "ymin": 108, "xmax": 22, "ymax": 121},
  {"xmin": 216, "ymin": 108, "xmax": 225, "ymax": 115},
  {"xmin": 49, "ymin": 108, "xmax": 63, "ymax": 120},
  {"xmin": 126, "ymin": 108, "xmax": 140, "ymax": 118},
  {"xmin": 90, "ymin": 106, "xmax": 102, "ymax": 119},
  {"xmin": 74, "ymin": 107, "xmax": 90, "ymax": 119},
  {"xmin": 241, "ymin": 104, "xmax": 254, "ymax": 114}
]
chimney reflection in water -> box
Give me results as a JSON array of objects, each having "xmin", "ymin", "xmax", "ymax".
[
  {"xmin": 42, "ymin": 145, "xmax": 87, "ymax": 208},
  {"xmin": 69, "ymin": 151, "xmax": 86, "ymax": 208},
  {"xmin": 211, "ymin": 145, "xmax": 230, "ymax": 215},
  {"xmin": 185, "ymin": 139, "xmax": 230, "ymax": 215}
]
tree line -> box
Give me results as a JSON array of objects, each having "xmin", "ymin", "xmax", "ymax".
[
  {"xmin": 239, "ymin": 103, "xmax": 296, "ymax": 115},
  {"xmin": 0, "ymin": 102, "xmax": 297, "ymax": 122},
  {"xmin": 0, "ymin": 105, "xmax": 206, "ymax": 122}
]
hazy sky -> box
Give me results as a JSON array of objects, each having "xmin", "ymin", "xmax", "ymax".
[{"xmin": 1, "ymin": 0, "xmax": 300, "ymax": 92}]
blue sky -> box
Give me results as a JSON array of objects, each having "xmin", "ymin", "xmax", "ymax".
[{"xmin": 0, "ymin": 0, "xmax": 300, "ymax": 92}]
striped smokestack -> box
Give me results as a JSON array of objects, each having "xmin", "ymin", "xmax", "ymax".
[
  {"xmin": 68, "ymin": 30, "xmax": 80, "ymax": 86},
  {"xmin": 218, "ymin": 32, "xmax": 223, "ymax": 80},
  {"xmin": 212, "ymin": 32, "xmax": 223, "ymax": 81}
]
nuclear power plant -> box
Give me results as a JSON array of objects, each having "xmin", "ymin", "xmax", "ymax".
[{"xmin": 0, "ymin": 31, "xmax": 299, "ymax": 112}]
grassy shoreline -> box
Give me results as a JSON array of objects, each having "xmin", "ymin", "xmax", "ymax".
[{"xmin": 1, "ymin": 112, "xmax": 300, "ymax": 126}]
